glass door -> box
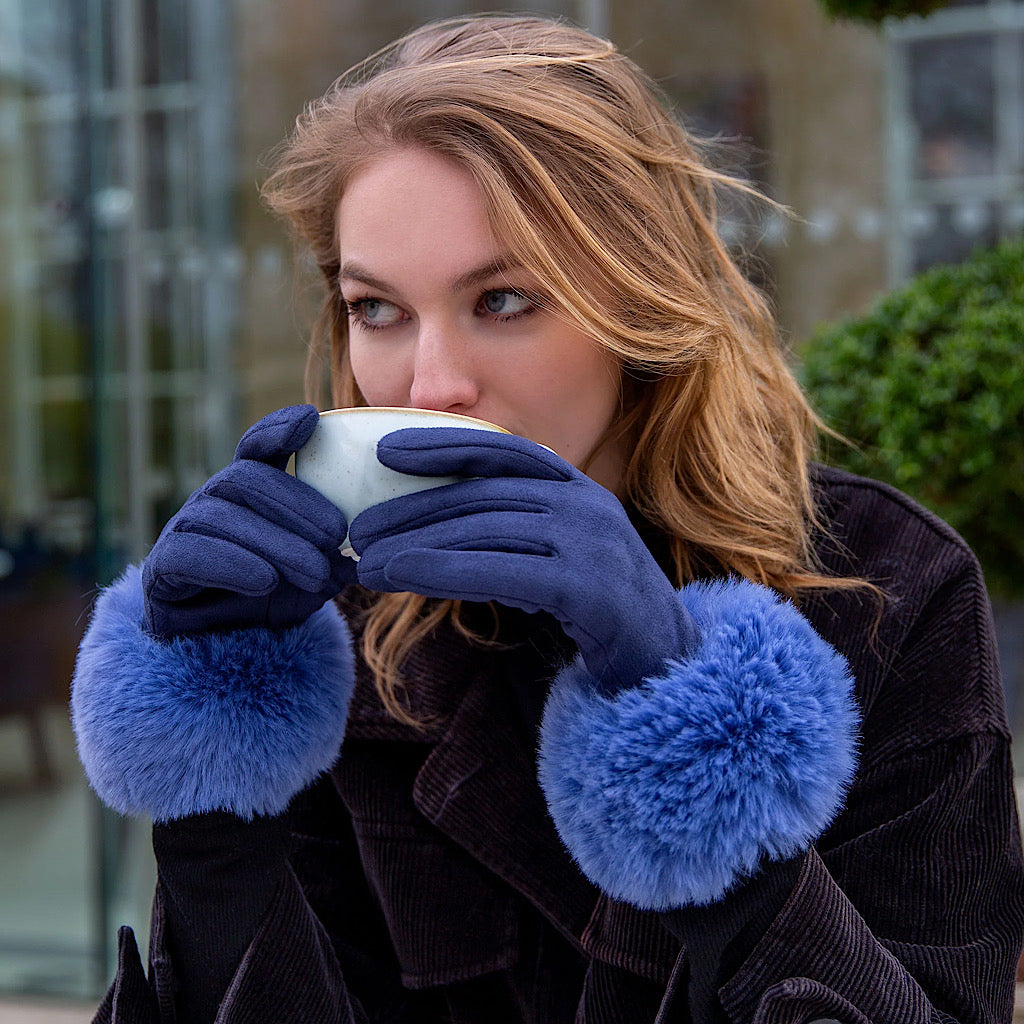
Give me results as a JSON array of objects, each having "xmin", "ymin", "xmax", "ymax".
[{"xmin": 0, "ymin": 0, "xmax": 237, "ymax": 997}]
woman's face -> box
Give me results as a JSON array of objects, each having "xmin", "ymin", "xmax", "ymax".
[{"xmin": 336, "ymin": 147, "xmax": 626, "ymax": 493}]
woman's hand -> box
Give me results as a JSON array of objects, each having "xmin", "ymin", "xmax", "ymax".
[
  {"xmin": 349, "ymin": 427, "xmax": 700, "ymax": 694},
  {"xmin": 143, "ymin": 405, "xmax": 355, "ymax": 638}
]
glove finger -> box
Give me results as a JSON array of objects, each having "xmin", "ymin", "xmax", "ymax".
[
  {"xmin": 349, "ymin": 476, "xmax": 550, "ymax": 550},
  {"xmin": 376, "ymin": 428, "xmax": 572, "ymax": 482},
  {"xmin": 145, "ymin": 531, "xmax": 279, "ymax": 599},
  {"xmin": 357, "ymin": 546, "xmax": 559, "ymax": 617},
  {"xmin": 234, "ymin": 404, "xmax": 320, "ymax": 469},
  {"xmin": 206, "ymin": 460, "xmax": 348, "ymax": 549},
  {"xmin": 354, "ymin": 509, "xmax": 553, "ymax": 574},
  {"xmin": 173, "ymin": 496, "xmax": 338, "ymax": 592}
]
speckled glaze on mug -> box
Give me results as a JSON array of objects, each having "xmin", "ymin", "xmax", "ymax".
[{"xmin": 293, "ymin": 407, "xmax": 508, "ymax": 557}]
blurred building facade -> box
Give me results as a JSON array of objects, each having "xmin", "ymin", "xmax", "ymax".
[{"xmin": 0, "ymin": 0, "xmax": 1021, "ymax": 1002}]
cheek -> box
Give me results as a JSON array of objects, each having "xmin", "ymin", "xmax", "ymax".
[
  {"xmin": 526, "ymin": 352, "xmax": 621, "ymax": 458},
  {"xmin": 349, "ymin": 343, "xmax": 407, "ymax": 405}
]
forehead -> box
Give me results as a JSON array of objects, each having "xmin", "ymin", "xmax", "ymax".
[
  {"xmin": 336, "ymin": 147, "xmax": 540, "ymax": 299},
  {"xmin": 338, "ymin": 148, "xmax": 491, "ymax": 241}
]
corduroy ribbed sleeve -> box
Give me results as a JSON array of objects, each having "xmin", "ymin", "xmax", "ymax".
[{"xmin": 648, "ymin": 732, "xmax": 1022, "ymax": 1024}]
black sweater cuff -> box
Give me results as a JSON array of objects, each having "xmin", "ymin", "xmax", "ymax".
[
  {"xmin": 661, "ymin": 853, "xmax": 805, "ymax": 1024},
  {"xmin": 152, "ymin": 811, "xmax": 295, "ymax": 1024}
]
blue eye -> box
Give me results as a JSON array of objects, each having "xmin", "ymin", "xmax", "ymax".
[
  {"xmin": 360, "ymin": 299, "xmax": 404, "ymax": 325},
  {"xmin": 346, "ymin": 297, "xmax": 407, "ymax": 330},
  {"xmin": 480, "ymin": 289, "xmax": 534, "ymax": 317}
]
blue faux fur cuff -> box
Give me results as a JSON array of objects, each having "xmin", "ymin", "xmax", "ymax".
[
  {"xmin": 538, "ymin": 578, "xmax": 857, "ymax": 910},
  {"xmin": 71, "ymin": 566, "xmax": 354, "ymax": 822}
]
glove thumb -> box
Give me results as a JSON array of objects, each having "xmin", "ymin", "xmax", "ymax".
[{"xmin": 234, "ymin": 404, "xmax": 320, "ymax": 469}]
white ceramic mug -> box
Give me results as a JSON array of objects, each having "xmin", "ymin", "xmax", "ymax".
[{"xmin": 293, "ymin": 407, "xmax": 508, "ymax": 558}]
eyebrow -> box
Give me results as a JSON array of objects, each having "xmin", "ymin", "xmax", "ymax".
[{"xmin": 338, "ymin": 255, "xmax": 522, "ymax": 295}]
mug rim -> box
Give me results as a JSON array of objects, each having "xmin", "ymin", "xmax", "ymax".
[{"xmin": 317, "ymin": 406, "xmax": 509, "ymax": 433}]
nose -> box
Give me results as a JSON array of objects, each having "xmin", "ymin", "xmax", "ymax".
[{"xmin": 408, "ymin": 325, "xmax": 480, "ymax": 414}]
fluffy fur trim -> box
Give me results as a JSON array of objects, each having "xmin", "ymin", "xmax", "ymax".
[
  {"xmin": 71, "ymin": 565, "xmax": 354, "ymax": 821},
  {"xmin": 538, "ymin": 578, "xmax": 858, "ymax": 910}
]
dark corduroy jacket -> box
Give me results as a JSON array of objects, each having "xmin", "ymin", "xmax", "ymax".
[{"xmin": 93, "ymin": 465, "xmax": 1024, "ymax": 1023}]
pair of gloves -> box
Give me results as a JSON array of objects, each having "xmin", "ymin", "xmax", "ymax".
[
  {"xmin": 83, "ymin": 402, "xmax": 857, "ymax": 915},
  {"xmin": 144, "ymin": 404, "xmax": 700, "ymax": 695}
]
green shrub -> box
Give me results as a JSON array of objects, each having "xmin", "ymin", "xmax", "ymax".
[
  {"xmin": 800, "ymin": 236, "xmax": 1024, "ymax": 598},
  {"xmin": 817, "ymin": 0, "xmax": 950, "ymax": 23}
]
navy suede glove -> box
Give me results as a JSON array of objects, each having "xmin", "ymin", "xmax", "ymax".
[
  {"xmin": 142, "ymin": 405, "xmax": 355, "ymax": 638},
  {"xmin": 349, "ymin": 428, "xmax": 700, "ymax": 695}
]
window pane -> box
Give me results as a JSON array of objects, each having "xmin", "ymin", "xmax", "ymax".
[
  {"xmin": 39, "ymin": 266, "xmax": 89, "ymax": 377},
  {"xmin": 41, "ymin": 400, "xmax": 91, "ymax": 501},
  {"xmin": 1018, "ymin": 33, "xmax": 1024, "ymax": 170},
  {"xmin": 99, "ymin": 0, "xmax": 120, "ymax": 91},
  {"xmin": 26, "ymin": 118, "xmax": 84, "ymax": 261},
  {"xmin": 144, "ymin": 110, "xmax": 198, "ymax": 232},
  {"xmin": 910, "ymin": 200, "xmax": 1000, "ymax": 273},
  {"xmin": 93, "ymin": 255, "xmax": 128, "ymax": 370},
  {"xmin": 90, "ymin": 117, "xmax": 128, "ymax": 203},
  {"xmin": 170, "ymin": 109, "xmax": 199, "ymax": 227},
  {"xmin": 910, "ymin": 35, "xmax": 995, "ymax": 179},
  {"xmin": 152, "ymin": 393, "xmax": 177, "ymax": 472},
  {"xmin": 143, "ymin": 110, "xmax": 170, "ymax": 232},
  {"xmin": 178, "ymin": 264, "xmax": 206, "ymax": 371},
  {"xmin": 142, "ymin": 0, "xmax": 191, "ymax": 86},
  {"xmin": 20, "ymin": 3, "xmax": 79, "ymax": 94},
  {"xmin": 148, "ymin": 273, "xmax": 174, "ymax": 371}
]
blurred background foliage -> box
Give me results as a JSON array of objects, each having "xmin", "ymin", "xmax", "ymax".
[
  {"xmin": 818, "ymin": 0, "xmax": 953, "ymax": 22},
  {"xmin": 801, "ymin": 236, "xmax": 1024, "ymax": 597}
]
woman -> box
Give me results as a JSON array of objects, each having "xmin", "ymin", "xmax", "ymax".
[{"xmin": 71, "ymin": 14, "xmax": 1023, "ymax": 1024}]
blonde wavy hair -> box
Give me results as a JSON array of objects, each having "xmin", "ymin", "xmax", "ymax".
[{"xmin": 262, "ymin": 14, "xmax": 851, "ymax": 723}]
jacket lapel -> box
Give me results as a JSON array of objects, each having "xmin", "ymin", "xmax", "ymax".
[
  {"xmin": 339, "ymin": 597, "xmax": 679, "ymax": 987},
  {"xmin": 412, "ymin": 659, "xmax": 599, "ymax": 949}
]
